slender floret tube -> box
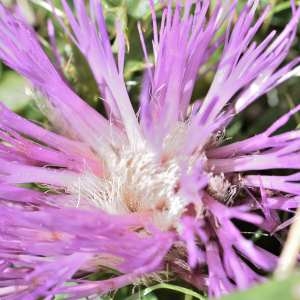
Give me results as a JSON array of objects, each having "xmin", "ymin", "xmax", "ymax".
[{"xmin": 0, "ymin": 0, "xmax": 300, "ymax": 298}]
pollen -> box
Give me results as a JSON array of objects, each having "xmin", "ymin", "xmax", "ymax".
[
  {"xmin": 207, "ymin": 173, "xmax": 239, "ymax": 204},
  {"xmin": 68, "ymin": 144, "xmax": 188, "ymax": 230},
  {"xmin": 66, "ymin": 121, "xmax": 211, "ymax": 230}
]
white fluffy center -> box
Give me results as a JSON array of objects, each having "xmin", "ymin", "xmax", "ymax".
[{"xmin": 67, "ymin": 122, "xmax": 194, "ymax": 230}]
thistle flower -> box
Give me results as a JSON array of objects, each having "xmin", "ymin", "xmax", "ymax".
[{"xmin": 0, "ymin": 0, "xmax": 300, "ymax": 299}]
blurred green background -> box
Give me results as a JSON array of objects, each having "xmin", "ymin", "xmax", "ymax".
[{"xmin": 1, "ymin": 0, "xmax": 300, "ymax": 299}]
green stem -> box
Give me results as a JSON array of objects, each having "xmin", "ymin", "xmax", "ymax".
[{"xmin": 142, "ymin": 283, "xmax": 206, "ymax": 300}]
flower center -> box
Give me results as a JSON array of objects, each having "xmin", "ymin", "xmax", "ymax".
[
  {"xmin": 68, "ymin": 146, "xmax": 187, "ymax": 230},
  {"xmin": 67, "ymin": 120, "xmax": 239, "ymax": 230}
]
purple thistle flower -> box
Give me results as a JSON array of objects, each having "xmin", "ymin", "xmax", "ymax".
[{"xmin": 0, "ymin": 0, "xmax": 300, "ymax": 298}]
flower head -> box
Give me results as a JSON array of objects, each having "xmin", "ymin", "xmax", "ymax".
[{"xmin": 0, "ymin": 0, "xmax": 300, "ymax": 298}]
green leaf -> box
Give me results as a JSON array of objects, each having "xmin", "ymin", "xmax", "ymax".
[
  {"xmin": 0, "ymin": 71, "xmax": 32, "ymax": 112},
  {"xmin": 125, "ymin": 0, "xmax": 159, "ymax": 19},
  {"xmin": 125, "ymin": 283, "xmax": 205, "ymax": 300},
  {"xmin": 272, "ymin": 1, "xmax": 300, "ymax": 14},
  {"xmin": 124, "ymin": 60, "xmax": 146, "ymax": 79},
  {"xmin": 29, "ymin": 0, "xmax": 65, "ymax": 17},
  {"xmin": 219, "ymin": 273, "xmax": 300, "ymax": 300},
  {"xmin": 104, "ymin": 0, "xmax": 123, "ymax": 7}
]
